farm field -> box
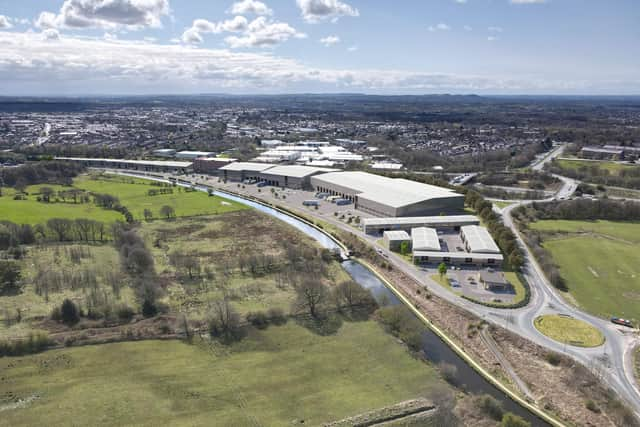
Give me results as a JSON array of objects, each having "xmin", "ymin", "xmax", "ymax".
[
  {"xmin": 531, "ymin": 220, "xmax": 640, "ymax": 321},
  {"xmin": 0, "ymin": 172, "xmax": 246, "ymax": 225},
  {"xmin": 0, "ymin": 322, "xmax": 447, "ymax": 426}
]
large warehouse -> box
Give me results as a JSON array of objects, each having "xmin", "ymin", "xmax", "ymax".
[
  {"xmin": 219, "ymin": 162, "xmax": 336, "ymax": 189},
  {"xmin": 310, "ymin": 171, "xmax": 464, "ymax": 217},
  {"xmin": 56, "ymin": 157, "xmax": 193, "ymax": 174}
]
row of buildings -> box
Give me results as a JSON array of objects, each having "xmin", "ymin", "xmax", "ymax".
[
  {"xmin": 381, "ymin": 221, "xmax": 504, "ymax": 267},
  {"xmin": 579, "ymin": 145, "xmax": 640, "ymax": 161}
]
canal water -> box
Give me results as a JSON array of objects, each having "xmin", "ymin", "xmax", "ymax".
[{"xmin": 207, "ymin": 187, "xmax": 547, "ymax": 426}]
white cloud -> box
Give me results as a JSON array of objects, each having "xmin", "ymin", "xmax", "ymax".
[
  {"xmin": 42, "ymin": 29, "xmax": 61, "ymax": 40},
  {"xmin": 319, "ymin": 35, "xmax": 340, "ymax": 46},
  {"xmin": 296, "ymin": 0, "xmax": 359, "ymax": 23},
  {"xmin": 35, "ymin": 0, "xmax": 170, "ymax": 30},
  {"xmin": 0, "ymin": 15, "xmax": 13, "ymax": 29},
  {"xmin": 182, "ymin": 16, "xmax": 249, "ymax": 44},
  {"xmin": 488, "ymin": 26, "xmax": 503, "ymax": 32},
  {"xmin": 463, "ymin": 25, "xmax": 472, "ymax": 31},
  {"xmin": 229, "ymin": 0, "xmax": 273, "ymax": 16},
  {"xmin": 347, "ymin": 44, "xmax": 358, "ymax": 52},
  {"xmin": 454, "ymin": 0, "xmax": 468, "ymax": 3},
  {"xmin": 0, "ymin": 31, "xmax": 628, "ymax": 95},
  {"xmin": 428, "ymin": 23, "xmax": 451, "ymax": 32},
  {"xmin": 510, "ymin": 0, "xmax": 547, "ymax": 3},
  {"xmin": 225, "ymin": 17, "xmax": 306, "ymax": 48},
  {"xmin": 487, "ymin": 36, "xmax": 499, "ymax": 41}
]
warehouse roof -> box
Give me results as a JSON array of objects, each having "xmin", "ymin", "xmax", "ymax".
[
  {"xmin": 383, "ymin": 230, "xmax": 410, "ymax": 241},
  {"xmin": 262, "ymin": 165, "xmax": 338, "ymax": 178},
  {"xmin": 461, "ymin": 225, "xmax": 501, "ymax": 254},
  {"xmin": 55, "ymin": 157, "xmax": 192, "ymax": 168},
  {"xmin": 219, "ymin": 162, "xmax": 274, "ymax": 172},
  {"xmin": 411, "ymin": 227, "xmax": 441, "ymax": 251},
  {"xmin": 363, "ymin": 215, "xmax": 479, "ymax": 227},
  {"xmin": 312, "ymin": 171, "xmax": 462, "ymax": 208}
]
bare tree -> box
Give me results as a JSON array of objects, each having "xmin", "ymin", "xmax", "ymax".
[
  {"xmin": 333, "ymin": 280, "xmax": 377, "ymax": 312},
  {"xmin": 159, "ymin": 205, "xmax": 176, "ymax": 219},
  {"xmin": 292, "ymin": 279, "xmax": 329, "ymax": 319},
  {"xmin": 208, "ymin": 299, "xmax": 241, "ymax": 341}
]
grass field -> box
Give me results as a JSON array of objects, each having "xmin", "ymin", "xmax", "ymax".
[
  {"xmin": 531, "ymin": 220, "xmax": 640, "ymax": 320},
  {"xmin": 0, "ymin": 322, "xmax": 446, "ymax": 426},
  {"xmin": 0, "ymin": 173, "xmax": 246, "ymax": 225},
  {"xmin": 534, "ymin": 315, "xmax": 605, "ymax": 348},
  {"xmin": 555, "ymin": 159, "xmax": 638, "ymax": 175},
  {"xmin": 0, "ymin": 187, "xmax": 123, "ymax": 224}
]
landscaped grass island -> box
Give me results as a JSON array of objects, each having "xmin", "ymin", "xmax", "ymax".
[{"xmin": 534, "ymin": 315, "xmax": 605, "ymax": 348}]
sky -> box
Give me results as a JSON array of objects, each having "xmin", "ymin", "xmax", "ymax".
[{"xmin": 0, "ymin": 0, "xmax": 638, "ymax": 96}]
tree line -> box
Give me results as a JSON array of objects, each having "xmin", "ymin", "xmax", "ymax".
[
  {"xmin": 0, "ymin": 160, "xmax": 84, "ymax": 190},
  {"xmin": 546, "ymin": 161, "xmax": 640, "ymax": 190},
  {"xmin": 464, "ymin": 190, "xmax": 524, "ymax": 270}
]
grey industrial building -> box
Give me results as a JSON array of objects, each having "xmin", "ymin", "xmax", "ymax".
[
  {"xmin": 219, "ymin": 162, "xmax": 275, "ymax": 182},
  {"xmin": 412, "ymin": 250, "xmax": 503, "ymax": 267},
  {"xmin": 310, "ymin": 171, "xmax": 464, "ymax": 217},
  {"xmin": 219, "ymin": 163, "xmax": 336, "ymax": 189},
  {"xmin": 55, "ymin": 157, "xmax": 193, "ymax": 174},
  {"xmin": 257, "ymin": 165, "xmax": 337, "ymax": 189},
  {"xmin": 411, "ymin": 227, "xmax": 441, "ymax": 251},
  {"xmin": 193, "ymin": 157, "xmax": 237, "ymax": 174},
  {"xmin": 363, "ymin": 215, "xmax": 479, "ymax": 235},
  {"xmin": 383, "ymin": 230, "xmax": 411, "ymax": 251},
  {"xmin": 460, "ymin": 225, "xmax": 501, "ymax": 254}
]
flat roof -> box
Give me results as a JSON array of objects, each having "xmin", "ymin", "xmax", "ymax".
[
  {"xmin": 411, "ymin": 227, "xmax": 441, "ymax": 251},
  {"xmin": 261, "ymin": 165, "xmax": 338, "ymax": 178},
  {"xmin": 383, "ymin": 230, "xmax": 410, "ymax": 241},
  {"xmin": 196, "ymin": 157, "xmax": 237, "ymax": 163},
  {"xmin": 461, "ymin": 225, "xmax": 501, "ymax": 254},
  {"xmin": 364, "ymin": 215, "xmax": 479, "ymax": 227},
  {"xmin": 219, "ymin": 162, "xmax": 275, "ymax": 172},
  {"xmin": 412, "ymin": 250, "xmax": 504, "ymax": 261},
  {"xmin": 312, "ymin": 171, "xmax": 462, "ymax": 208},
  {"xmin": 176, "ymin": 151, "xmax": 214, "ymax": 155},
  {"xmin": 55, "ymin": 157, "xmax": 192, "ymax": 168}
]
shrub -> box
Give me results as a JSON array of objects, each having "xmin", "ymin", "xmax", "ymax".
[
  {"xmin": 0, "ymin": 333, "xmax": 53, "ymax": 357},
  {"xmin": 475, "ymin": 394, "xmax": 504, "ymax": 421},
  {"xmin": 246, "ymin": 311, "xmax": 270, "ymax": 329},
  {"xmin": 60, "ymin": 298, "xmax": 80, "ymax": 325},
  {"xmin": 117, "ymin": 305, "xmax": 135, "ymax": 323},
  {"xmin": 545, "ymin": 352, "xmax": 562, "ymax": 366},
  {"xmin": 501, "ymin": 412, "xmax": 530, "ymax": 427},
  {"xmin": 141, "ymin": 299, "xmax": 158, "ymax": 318},
  {"xmin": 585, "ymin": 399, "xmax": 600, "ymax": 413},
  {"xmin": 438, "ymin": 362, "xmax": 458, "ymax": 386},
  {"xmin": 267, "ymin": 307, "xmax": 287, "ymax": 325}
]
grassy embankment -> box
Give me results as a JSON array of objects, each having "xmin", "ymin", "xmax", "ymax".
[
  {"xmin": 534, "ymin": 315, "xmax": 605, "ymax": 348},
  {"xmin": 530, "ymin": 219, "xmax": 640, "ymax": 321}
]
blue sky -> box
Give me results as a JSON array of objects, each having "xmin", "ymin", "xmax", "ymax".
[{"xmin": 0, "ymin": 0, "xmax": 638, "ymax": 95}]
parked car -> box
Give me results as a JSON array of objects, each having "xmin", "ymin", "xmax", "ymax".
[{"xmin": 611, "ymin": 317, "xmax": 634, "ymax": 328}]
